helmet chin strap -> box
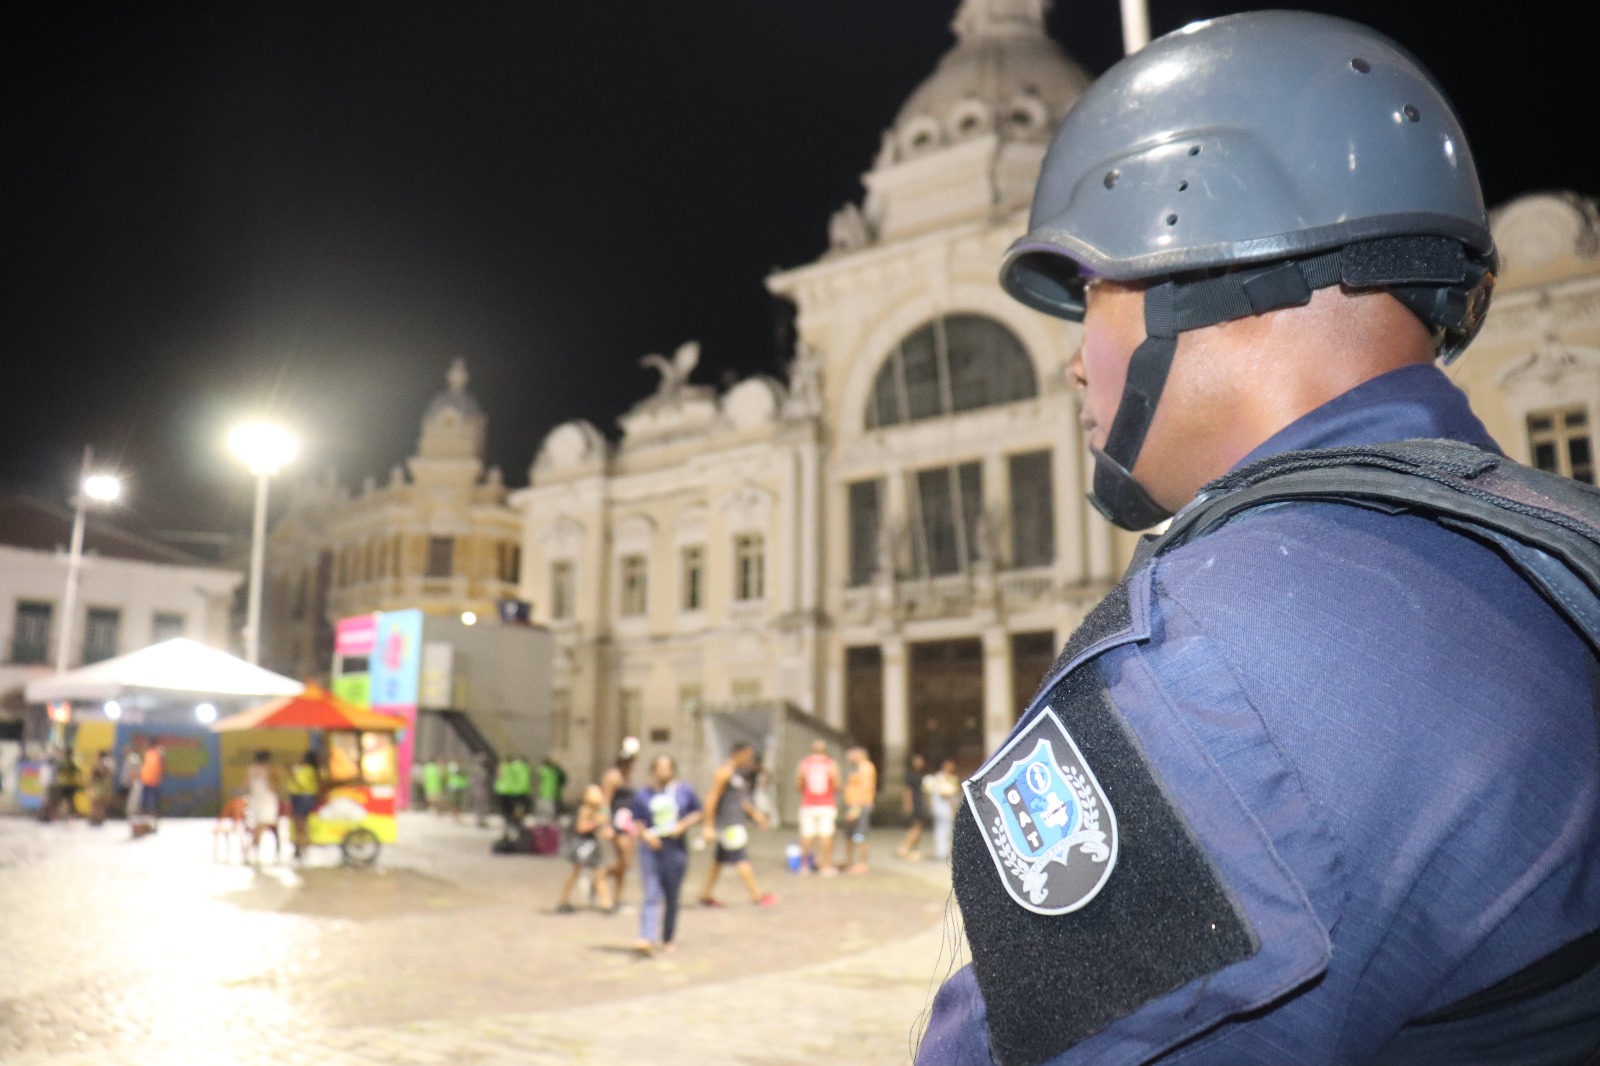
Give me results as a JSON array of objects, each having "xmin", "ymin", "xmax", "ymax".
[{"xmin": 1090, "ymin": 281, "xmax": 1181, "ymax": 531}]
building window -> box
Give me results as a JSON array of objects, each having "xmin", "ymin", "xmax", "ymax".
[
  {"xmin": 12, "ymin": 601, "xmax": 52, "ymax": 664},
  {"xmin": 498, "ymin": 542, "xmax": 521, "ymax": 584},
  {"xmin": 375, "ymin": 539, "xmax": 388, "ymax": 581},
  {"xmin": 551, "ymin": 689, "xmax": 571, "ymax": 750},
  {"xmin": 619, "ymin": 554, "xmax": 648, "ymax": 617},
  {"xmin": 911, "ymin": 462, "xmax": 983, "ymax": 577},
  {"xmin": 1528, "ymin": 406, "xmax": 1594, "ymax": 484},
  {"xmin": 152, "ymin": 612, "xmax": 185, "ymax": 644},
  {"xmin": 733, "ymin": 534, "xmax": 765, "ymax": 601},
  {"xmin": 83, "ymin": 608, "xmax": 120, "ymax": 664},
  {"xmin": 391, "ymin": 533, "xmax": 404, "ymax": 577},
  {"xmin": 620, "ymin": 688, "xmax": 643, "ymax": 740},
  {"xmin": 848, "ymin": 479, "xmax": 884, "ymax": 587},
  {"xmin": 867, "ymin": 315, "xmax": 1036, "ymax": 428},
  {"xmin": 1008, "ymin": 451, "xmax": 1055, "ymax": 567},
  {"xmin": 550, "ymin": 560, "xmax": 575, "ymax": 620},
  {"xmin": 292, "ymin": 572, "xmax": 308, "ymax": 621},
  {"xmin": 426, "ymin": 536, "xmax": 455, "ymax": 578},
  {"xmin": 680, "ymin": 546, "xmax": 705, "ymax": 612}
]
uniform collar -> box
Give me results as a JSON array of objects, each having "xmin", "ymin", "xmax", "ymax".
[{"xmin": 1232, "ymin": 363, "xmax": 1500, "ymax": 473}]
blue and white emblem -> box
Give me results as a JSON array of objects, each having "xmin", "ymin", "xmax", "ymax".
[{"xmin": 964, "ymin": 706, "xmax": 1117, "ymax": 915}]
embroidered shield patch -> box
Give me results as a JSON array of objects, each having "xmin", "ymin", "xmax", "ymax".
[{"xmin": 964, "ymin": 706, "xmax": 1118, "ymax": 915}]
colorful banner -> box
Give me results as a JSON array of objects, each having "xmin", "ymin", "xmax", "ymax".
[
  {"xmin": 370, "ymin": 608, "xmax": 423, "ymax": 809},
  {"xmin": 370, "ymin": 609, "xmax": 423, "ymax": 707},
  {"xmin": 15, "ymin": 760, "xmax": 45, "ymax": 812},
  {"xmin": 335, "ymin": 613, "xmax": 379, "ymax": 658}
]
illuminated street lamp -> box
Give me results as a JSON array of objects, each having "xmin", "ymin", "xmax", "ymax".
[
  {"xmin": 56, "ymin": 447, "xmax": 123, "ymax": 675},
  {"xmin": 228, "ymin": 420, "xmax": 298, "ymax": 665}
]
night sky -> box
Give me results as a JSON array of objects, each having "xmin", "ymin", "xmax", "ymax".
[{"xmin": 4, "ymin": 1, "xmax": 1594, "ymax": 538}]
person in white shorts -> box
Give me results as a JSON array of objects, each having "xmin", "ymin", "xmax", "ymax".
[{"xmin": 795, "ymin": 740, "xmax": 839, "ymax": 875}]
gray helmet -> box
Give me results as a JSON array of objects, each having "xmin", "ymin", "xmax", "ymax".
[{"xmin": 1000, "ymin": 11, "xmax": 1498, "ymax": 531}]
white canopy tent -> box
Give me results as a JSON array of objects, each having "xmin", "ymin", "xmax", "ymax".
[{"xmin": 25, "ymin": 638, "xmax": 303, "ymax": 705}]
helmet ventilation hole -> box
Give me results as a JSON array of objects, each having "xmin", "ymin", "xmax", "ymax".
[
  {"xmin": 1177, "ymin": 181, "xmax": 1189, "ymax": 192},
  {"xmin": 1351, "ymin": 57, "xmax": 1371, "ymax": 73},
  {"xmin": 1166, "ymin": 213, "xmax": 1179, "ymax": 226},
  {"xmin": 1403, "ymin": 104, "xmax": 1421, "ymax": 122},
  {"xmin": 1188, "ymin": 145, "xmax": 1201, "ymax": 156},
  {"xmin": 1104, "ymin": 170, "xmax": 1120, "ymax": 189}
]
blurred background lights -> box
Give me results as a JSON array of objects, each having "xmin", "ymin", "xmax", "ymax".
[{"xmin": 195, "ymin": 702, "xmax": 217, "ymax": 723}]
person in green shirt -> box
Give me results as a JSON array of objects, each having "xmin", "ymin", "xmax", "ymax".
[
  {"xmin": 421, "ymin": 759, "xmax": 445, "ymax": 815},
  {"xmin": 495, "ymin": 755, "xmax": 533, "ymax": 829},
  {"xmin": 535, "ymin": 757, "xmax": 566, "ymax": 821},
  {"xmin": 446, "ymin": 760, "xmax": 469, "ymax": 820}
]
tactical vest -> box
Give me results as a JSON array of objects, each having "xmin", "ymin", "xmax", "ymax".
[{"xmin": 950, "ymin": 439, "xmax": 1600, "ymax": 1066}]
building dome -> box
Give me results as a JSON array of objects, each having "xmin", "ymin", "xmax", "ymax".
[{"xmin": 888, "ymin": 0, "xmax": 1090, "ymax": 164}]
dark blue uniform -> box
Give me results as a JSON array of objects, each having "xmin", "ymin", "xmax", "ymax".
[{"xmin": 921, "ymin": 365, "xmax": 1600, "ymax": 1064}]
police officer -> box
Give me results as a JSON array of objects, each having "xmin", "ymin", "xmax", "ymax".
[{"xmin": 918, "ymin": 12, "xmax": 1600, "ymax": 1065}]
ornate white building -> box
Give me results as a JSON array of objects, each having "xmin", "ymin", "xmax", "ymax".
[
  {"xmin": 517, "ymin": 0, "xmax": 1122, "ymax": 792},
  {"xmin": 265, "ymin": 359, "xmax": 523, "ymax": 679},
  {"xmin": 517, "ymin": 0, "xmax": 1600, "ymax": 795}
]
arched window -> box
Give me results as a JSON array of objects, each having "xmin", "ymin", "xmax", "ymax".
[{"xmin": 866, "ymin": 315, "xmax": 1036, "ymax": 428}]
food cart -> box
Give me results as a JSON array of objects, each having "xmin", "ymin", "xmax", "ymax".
[{"xmin": 212, "ymin": 684, "xmax": 403, "ymax": 866}]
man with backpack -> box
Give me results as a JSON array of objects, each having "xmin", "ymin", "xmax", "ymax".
[{"xmin": 920, "ymin": 12, "xmax": 1600, "ymax": 1065}]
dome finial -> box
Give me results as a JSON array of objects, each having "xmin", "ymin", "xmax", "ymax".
[
  {"xmin": 952, "ymin": 0, "xmax": 1050, "ymax": 40},
  {"xmin": 447, "ymin": 357, "xmax": 468, "ymax": 393}
]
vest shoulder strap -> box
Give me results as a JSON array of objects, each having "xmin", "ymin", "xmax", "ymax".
[{"xmin": 1133, "ymin": 438, "xmax": 1600, "ymax": 652}]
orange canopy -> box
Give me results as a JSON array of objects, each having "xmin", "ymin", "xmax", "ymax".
[{"xmin": 211, "ymin": 683, "xmax": 403, "ymax": 732}]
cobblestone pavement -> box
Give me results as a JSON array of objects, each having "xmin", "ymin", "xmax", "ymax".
[{"xmin": 0, "ymin": 813, "xmax": 967, "ymax": 1064}]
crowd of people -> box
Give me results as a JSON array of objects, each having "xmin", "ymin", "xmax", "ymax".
[
  {"xmin": 31, "ymin": 736, "xmax": 166, "ymax": 836},
  {"xmin": 542, "ymin": 736, "xmax": 960, "ymax": 959}
]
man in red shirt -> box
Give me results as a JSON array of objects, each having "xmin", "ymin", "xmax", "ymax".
[{"xmin": 795, "ymin": 740, "xmax": 839, "ymax": 875}]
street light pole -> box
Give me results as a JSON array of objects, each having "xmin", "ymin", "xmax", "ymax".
[
  {"xmin": 228, "ymin": 420, "xmax": 298, "ymax": 666},
  {"xmin": 1119, "ymin": 0, "xmax": 1150, "ymax": 53},
  {"xmin": 55, "ymin": 446, "xmax": 122, "ymax": 674},
  {"xmin": 244, "ymin": 469, "xmax": 270, "ymax": 666}
]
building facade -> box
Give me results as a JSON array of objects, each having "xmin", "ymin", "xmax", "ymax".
[
  {"xmin": 518, "ymin": 0, "xmax": 1126, "ymax": 792},
  {"xmin": 516, "ymin": 0, "xmax": 1600, "ymax": 795},
  {"xmin": 264, "ymin": 359, "xmax": 524, "ymax": 680},
  {"xmin": 0, "ymin": 496, "xmax": 241, "ymax": 726}
]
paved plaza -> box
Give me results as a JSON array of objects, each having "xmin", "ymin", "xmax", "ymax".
[{"xmin": 0, "ymin": 812, "xmax": 965, "ymax": 1065}]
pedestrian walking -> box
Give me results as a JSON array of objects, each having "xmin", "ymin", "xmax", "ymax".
[
  {"xmin": 87, "ymin": 750, "xmax": 114, "ymax": 826},
  {"xmin": 469, "ymin": 751, "xmax": 492, "ymax": 827},
  {"xmin": 630, "ymin": 753, "xmax": 703, "ymax": 956},
  {"xmin": 898, "ymin": 753, "xmax": 930, "ymax": 861},
  {"xmin": 841, "ymin": 746, "xmax": 877, "ymax": 874},
  {"xmin": 115, "ymin": 743, "xmax": 141, "ymax": 818},
  {"xmin": 601, "ymin": 738, "xmax": 640, "ymax": 905},
  {"xmin": 287, "ymin": 749, "xmax": 321, "ymax": 860},
  {"xmin": 698, "ymin": 743, "xmax": 777, "ymax": 908},
  {"xmin": 556, "ymin": 784, "xmax": 614, "ymax": 913},
  {"xmin": 245, "ymin": 750, "xmax": 284, "ymax": 864},
  {"xmin": 924, "ymin": 757, "xmax": 959, "ymax": 863},
  {"xmin": 796, "ymin": 740, "xmax": 839, "ymax": 875},
  {"xmin": 45, "ymin": 746, "xmax": 82, "ymax": 822}
]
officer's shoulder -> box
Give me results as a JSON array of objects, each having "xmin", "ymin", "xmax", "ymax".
[{"xmin": 1149, "ymin": 498, "xmax": 1548, "ymax": 634}]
